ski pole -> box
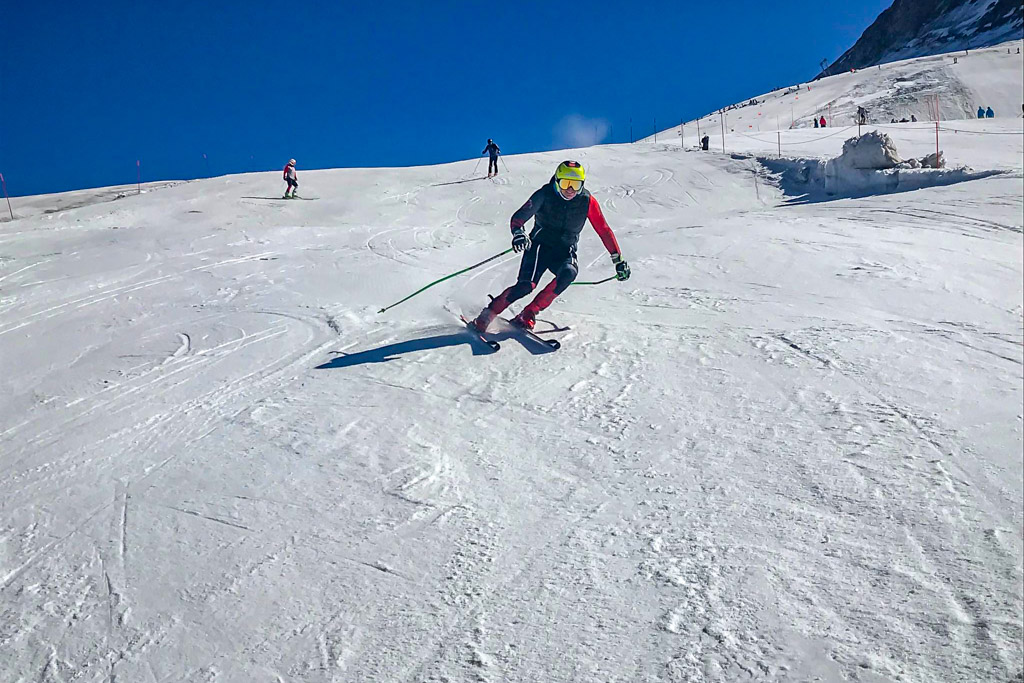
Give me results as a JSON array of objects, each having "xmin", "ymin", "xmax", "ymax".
[
  {"xmin": 571, "ymin": 275, "xmax": 617, "ymax": 286},
  {"xmin": 500, "ymin": 156, "xmax": 510, "ymax": 174},
  {"xmin": 472, "ymin": 157, "xmax": 482, "ymax": 175},
  {"xmin": 378, "ymin": 248, "xmax": 515, "ymax": 314}
]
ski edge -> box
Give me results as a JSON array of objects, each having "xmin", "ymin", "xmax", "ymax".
[
  {"xmin": 498, "ymin": 317, "xmax": 560, "ymax": 351},
  {"xmin": 459, "ymin": 315, "xmax": 500, "ymax": 351}
]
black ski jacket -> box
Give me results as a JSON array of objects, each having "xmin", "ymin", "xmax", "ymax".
[{"xmin": 509, "ymin": 180, "xmax": 620, "ymax": 255}]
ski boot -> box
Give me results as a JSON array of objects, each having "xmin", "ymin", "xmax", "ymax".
[
  {"xmin": 510, "ymin": 309, "xmax": 536, "ymax": 331},
  {"xmin": 471, "ymin": 306, "xmax": 497, "ymax": 333}
]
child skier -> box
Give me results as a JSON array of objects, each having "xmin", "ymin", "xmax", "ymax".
[
  {"xmin": 283, "ymin": 159, "xmax": 298, "ymax": 198},
  {"xmin": 470, "ymin": 160, "xmax": 630, "ymax": 332}
]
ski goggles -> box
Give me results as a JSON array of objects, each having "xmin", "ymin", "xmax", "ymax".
[{"xmin": 556, "ymin": 178, "xmax": 583, "ymax": 192}]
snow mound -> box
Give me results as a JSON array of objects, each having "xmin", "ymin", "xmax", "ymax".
[
  {"xmin": 838, "ymin": 131, "xmax": 902, "ymax": 170},
  {"xmin": 760, "ymin": 131, "xmax": 1001, "ymax": 201}
]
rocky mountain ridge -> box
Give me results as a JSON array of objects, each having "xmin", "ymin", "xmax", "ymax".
[{"xmin": 819, "ymin": 0, "xmax": 1023, "ymax": 77}]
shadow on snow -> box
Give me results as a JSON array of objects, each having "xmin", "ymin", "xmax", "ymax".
[
  {"xmin": 315, "ymin": 327, "xmax": 552, "ymax": 369},
  {"xmin": 758, "ymin": 157, "xmax": 1005, "ymax": 206},
  {"xmin": 429, "ymin": 177, "xmax": 488, "ymax": 187}
]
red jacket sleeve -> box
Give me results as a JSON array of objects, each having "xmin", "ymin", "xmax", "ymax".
[
  {"xmin": 510, "ymin": 187, "xmax": 546, "ymax": 233},
  {"xmin": 587, "ymin": 195, "xmax": 621, "ymax": 255}
]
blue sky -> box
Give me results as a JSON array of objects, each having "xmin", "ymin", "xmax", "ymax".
[{"xmin": 0, "ymin": 1, "xmax": 894, "ymax": 197}]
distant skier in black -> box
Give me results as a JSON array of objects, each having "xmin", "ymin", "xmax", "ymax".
[
  {"xmin": 482, "ymin": 139, "xmax": 501, "ymax": 178},
  {"xmin": 469, "ymin": 160, "xmax": 629, "ymax": 332},
  {"xmin": 700, "ymin": 134, "xmax": 710, "ymax": 150}
]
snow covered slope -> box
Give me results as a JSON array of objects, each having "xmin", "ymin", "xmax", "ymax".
[
  {"xmin": 1, "ymin": 97, "xmax": 1022, "ymax": 682},
  {"xmin": 652, "ymin": 39, "xmax": 1023, "ymax": 144}
]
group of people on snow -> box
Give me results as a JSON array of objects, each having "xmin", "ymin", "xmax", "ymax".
[{"xmin": 977, "ymin": 106, "xmax": 995, "ymax": 118}]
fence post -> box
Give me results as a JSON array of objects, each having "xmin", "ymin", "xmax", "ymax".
[
  {"xmin": 720, "ymin": 109, "xmax": 726, "ymax": 153},
  {"xmin": 137, "ymin": 160, "xmax": 141, "ymax": 194},
  {"xmin": 777, "ymin": 131, "xmax": 781, "ymax": 157},
  {"xmin": 0, "ymin": 173, "xmax": 13, "ymax": 220},
  {"xmin": 935, "ymin": 122, "xmax": 940, "ymax": 166}
]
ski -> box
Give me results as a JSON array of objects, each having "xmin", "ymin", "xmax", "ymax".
[
  {"xmin": 241, "ymin": 196, "xmax": 320, "ymax": 201},
  {"xmin": 497, "ymin": 317, "xmax": 561, "ymax": 351},
  {"xmin": 459, "ymin": 315, "xmax": 500, "ymax": 351}
]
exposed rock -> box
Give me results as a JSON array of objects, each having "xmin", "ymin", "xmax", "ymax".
[{"xmin": 819, "ymin": 0, "xmax": 1023, "ymax": 77}]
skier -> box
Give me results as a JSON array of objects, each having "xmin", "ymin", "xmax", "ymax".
[
  {"xmin": 700, "ymin": 134, "xmax": 710, "ymax": 150},
  {"xmin": 814, "ymin": 118, "xmax": 819, "ymax": 128},
  {"xmin": 469, "ymin": 160, "xmax": 630, "ymax": 332},
  {"xmin": 482, "ymin": 139, "xmax": 501, "ymax": 177},
  {"xmin": 986, "ymin": 106, "xmax": 994, "ymax": 118},
  {"xmin": 977, "ymin": 106, "xmax": 985, "ymax": 118},
  {"xmin": 283, "ymin": 159, "xmax": 298, "ymax": 198},
  {"xmin": 819, "ymin": 116, "xmax": 827, "ymax": 128}
]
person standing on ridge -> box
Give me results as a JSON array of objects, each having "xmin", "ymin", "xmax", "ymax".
[
  {"xmin": 283, "ymin": 159, "xmax": 298, "ymax": 198},
  {"xmin": 700, "ymin": 134, "xmax": 710, "ymax": 150},
  {"xmin": 819, "ymin": 116, "xmax": 827, "ymax": 128},
  {"xmin": 986, "ymin": 106, "xmax": 994, "ymax": 118},
  {"xmin": 482, "ymin": 139, "xmax": 501, "ymax": 178},
  {"xmin": 470, "ymin": 160, "xmax": 630, "ymax": 332}
]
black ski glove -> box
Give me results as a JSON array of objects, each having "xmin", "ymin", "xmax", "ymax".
[
  {"xmin": 612, "ymin": 253, "xmax": 630, "ymax": 281},
  {"xmin": 512, "ymin": 228, "xmax": 531, "ymax": 253}
]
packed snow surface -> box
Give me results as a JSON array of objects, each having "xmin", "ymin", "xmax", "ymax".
[{"xmin": 2, "ymin": 46, "xmax": 1023, "ymax": 683}]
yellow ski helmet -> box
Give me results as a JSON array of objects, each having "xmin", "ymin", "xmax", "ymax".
[{"xmin": 554, "ymin": 160, "xmax": 585, "ymax": 183}]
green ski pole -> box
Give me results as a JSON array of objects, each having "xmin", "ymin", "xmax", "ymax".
[
  {"xmin": 571, "ymin": 275, "xmax": 617, "ymax": 286},
  {"xmin": 378, "ymin": 248, "xmax": 514, "ymax": 314}
]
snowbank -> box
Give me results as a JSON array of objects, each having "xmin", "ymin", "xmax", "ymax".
[
  {"xmin": 759, "ymin": 131, "xmax": 1002, "ymax": 201},
  {"xmin": 838, "ymin": 130, "xmax": 903, "ymax": 169}
]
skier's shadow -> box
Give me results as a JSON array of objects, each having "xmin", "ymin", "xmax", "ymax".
[
  {"xmin": 429, "ymin": 177, "xmax": 487, "ymax": 187},
  {"xmin": 315, "ymin": 329, "xmax": 549, "ymax": 370}
]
